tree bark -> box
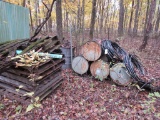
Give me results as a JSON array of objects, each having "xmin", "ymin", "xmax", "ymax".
[
  {"xmin": 154, "ymin": 1, "xmax": 160, "ymax": 32},
  {"xmin": 56, "ymin": 0, "xmax": 63, "ymax": 42},
  {"xmin": 118, "ymin": 0, "xmax": 125, "ymax": 36},
  {"xmin": 104, "ymin": 0, "xmax": 110, "ymax": 34},
  {"xmin": 27, "ymin": 0, "xmax": 33, "ymax": 32},
  {"xmin": 139, "ymin": 0, "xmax": 156, "ymax": 51},
  {"xmin": 144, "ymin": 0, "xmax": 150, "ymax": 34},
  {"xmin": 102, "ymin": 0, "xmax": 106, "ymax": 38},
  {"xmin": 133, "ymin": 0, "xmax": 140, "ymax": 36},
  {"xmin": 47, "ymin": 3, "xmax": 52, "ymax": 32},
  {"xmin": 99, "ymin": 0, "xmax": 105, "ymax": 35},
  {"xmin": 77, "ymin": 0, "xmax": 81, "ymax": 34},
  {"xmin": 124, "ymin": 6, "xmax": 128, "ymax": 32},
  {"xmin": 89, "ymin": 0, "xmax": 97, "ymax": 40},
  {"xmin": 34, "ymin": 0, "xmax": 38, "ymax": 28},
  {"xmin": 22, "ymin": 0, "xmax": 26, "ymax": 7},
  {"xmin": 82, "ymin": 0, "xmax": 85, "ymax": 41},
  {"xmin": 128, "ymin": 0, "xmax": 134, "ymax": 35}
]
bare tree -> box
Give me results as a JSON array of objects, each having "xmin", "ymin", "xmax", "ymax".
[
  {"xmin": 34, "ymin": 0, "xmax": 39, "ymax": 28},
  {"xmin": 144, "ymin": 0, "xmax": 150, "ymax": 34},
  {"xmin": 128, "ymin": 0, "xmax": 134, "ymax": 35},
  {"xmin": 81, "ymin": 0, "xmax": 85, "ymax": 41},
  {"xmin": 99, "ymin": 0, "xmax": 105, "ymax": 35},
  {"xmin": 118, "ymin": 0, "xmax": 124, "ymax": 36},
  {"xmin": 22, "ymin": 0, "xmax": 26, "ymax": 7},
  {"xmin": 133, "ymin": 0, "xmax": 140, "ymax": 36},
  {"xmin": 139, "ymin": 0, "xmax": 156, "ymax": 50},
  {"xmin": 27, "ymin": 0, "xmax": 33, "ymax": 32},
  {"xmin": 154, "ymin": 1, "xmax": 160, "ymax": 32},
  {"xmin": 89, "ymin": 0, "xmax": 97, "ymax": 40},
  {"xmin": 56, "ymin": 0, "xmax": 63, "ymax": 42}
]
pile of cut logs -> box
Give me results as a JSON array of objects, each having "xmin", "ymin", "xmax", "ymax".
[
  {"xmin": 72, "ymin": 41, "xmax": 118, "ymax": 82},
  {"xmin": 72, "ymin": 41, "xmax": 160, "ymax": 92},
  {"xmin": 0, "ymin": 36, "xmax": 64, "ymax": 103}
]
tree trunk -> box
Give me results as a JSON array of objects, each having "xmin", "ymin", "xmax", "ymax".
[
  {"xmin": 34, "ymin": 0, "xmax": 38, "ymax": 28},
  {"xmin": 37, "ymin": 1, "xmax": 41, "ymax": 26},
  {"xmin": 22, "ymin": 0, "xmax": 26, "ymax": 7},
  {"xmin": 118, "ymin": 0, "xmax": 125, "ymax": 36},
  {"xmin": 48, "ymin": 4, "xmax": 52, "ymax": 32},
  {"xmin": 111, "ymin": 4, "xmax": 116, "ymax": 34},
  {"xmin": 133, "ymin": 0, "xmax": 140, "ymax": 36},
  {"xmin": 100, "ymin": 0, "xmax": 105, "ymax": 38},
  {"xmin": 104, "ymin": 0, "xmax": 110, "ymax": 34},
  {"xmin": 128, "ymin": 0, "xmax": 134, "ymax": 35},
  {"xmin": 139, "ymin": 0, "xmax": 156, "ymax": 51},
  {"xmin": 82, "ymin": 0, "xmax": 85, "ymax": 41},
  {"xmin": 89, "ymin": 0, "xmax": 97, "ymax": 40},
  {"xmin": 56, "ymin": 0, "xmax": 63, "ymax": 42},
  {"xmin": 124, "ymin": 6, "xmax": 128, "ymax": 32},
  {"xmin": 27, "ymin": 0, "xmax": 33, "ymax": 32},
  {"xmin": 48, "ymin": 17, "xmax": 52, "ymax": 32},
  {"xmin": 154, "ymin": 1, "xmax": 160, "ymax": 32},
  {"xmin": 77, "ymin": 0, "xmax": 81, "ymax": 34},
  {"xmin": 144, "ymin": 0, "xmax": 150, "ymax": 34}
]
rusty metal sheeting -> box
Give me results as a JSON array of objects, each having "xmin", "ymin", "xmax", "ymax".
[
  {"xmin": 90, "ymin": 60, "xmax": 109, "ymax": 81},
  {"xmin": 81, "ymin": 41, "xmax": 102, "ymax": 61},
  {"xmin": 72, "ymin": 56, "xmax": 89, "ymax": 75}
]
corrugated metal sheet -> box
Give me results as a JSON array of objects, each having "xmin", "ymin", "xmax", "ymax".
[{"xmin": 0, "ymin": 1, "xmax": 30, "ymax": 43}]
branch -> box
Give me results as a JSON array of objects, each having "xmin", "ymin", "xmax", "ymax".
[
  {"xmin": 30, "ymin": 0, "xmax": 56, "ymax": 41},
  {"xmin": 42, "ymin": 1, "xmax": 49, "ymax": 11}
]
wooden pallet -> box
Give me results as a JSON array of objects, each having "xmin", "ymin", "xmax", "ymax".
[{"xmin": 0, "ymin": 72, "xmax": 63, "ymax": 104}]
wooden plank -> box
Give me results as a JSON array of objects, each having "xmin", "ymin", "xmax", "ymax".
[
  {"xmin": 0, "ymin": 82, "xmax": 27, "ymax": 96},
  {"xmin": 2, "ymin": 72, "xmax": 35, "ymax": 87},
  {"xmin": 8, "ymin": 68, "xmax": 30, "ymax": 76},
  {"xmin": 36, "ymin": 69, "xmax": 61, "ymax": 84},
  {"xmin": 39, "ymin": 81, "xmax": 62, "ymax": 101},
  {"xmin": 36, "ymin": 59, "xmax": 64, "ymax": 75},
  {"xmin": 34, "ymin": 75, "xmax": 62, "ymax": 96},
  {"xmin": 36, "ymin": 71, "xmax": 61, "ymax": 87},
  {"xmin": 0, "ymin": 76, "xmax": 33, "ymax": 91},
  {"xmin": 38, "ymin": 64, "xmax": 63, "ymax": 80},
  {"xmin": 48, "ymin": 45, "xmax": 61, "ymax": 53},
  {"xmin": 0, "ymin": 89, "xmax": 30, "ymax": 104},
  {"xmin": 43, "ymin": 40, "xmax": 60, "ymax": 52},
  {"xmin": 29, "ymin": 39, "xmax": 51, "ymax": 52},
  {"xmin": 37, "ymin": 78, "xmax": 63, "ymax": 98}
]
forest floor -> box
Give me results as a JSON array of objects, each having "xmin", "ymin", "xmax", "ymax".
[{"xmin": 0, "ymin": 35, "xmax": 160, "ymax": 120}]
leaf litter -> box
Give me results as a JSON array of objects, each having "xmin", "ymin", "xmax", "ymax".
[{"xmin": 0, "ymin": 36, "xmax": 160, "ymax": 119}]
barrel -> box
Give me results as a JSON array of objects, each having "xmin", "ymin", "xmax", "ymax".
[
  {"xmin": 110, "ymin": 63, "xmax": 132, "ymax": 86},
  {"xmin": 60, "ymin": 47, "xmax": 74, "ymax": 69},
  {"xmin": 72, "ymin": 56, "xmax": 89, "ymax": 75},
  {"xmin": 90, "ymin": 60, "xmax": 109, "ymax": 81},
  {"xmin": 81, "ymin": 41, "xmax": 102, "ymax": 61}
]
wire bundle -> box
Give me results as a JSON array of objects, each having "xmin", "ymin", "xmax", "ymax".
[{"xmin": 101, "ymin": 40, "xmax": 154, "ymax": 90}]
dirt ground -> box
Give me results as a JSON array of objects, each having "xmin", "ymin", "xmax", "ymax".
[{"xmin": 0, "ymin": 35, "xmax": 160, "ymax": 120}]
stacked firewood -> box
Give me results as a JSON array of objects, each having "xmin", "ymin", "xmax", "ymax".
[
  {"xmin": 72, "ymin": 40, "xmax": 160, "ymax": 92},
  {"xmin": 72, "ymin": 41, "xmax": 111, "ymax": 81},
  {"xmin": 0, "ymin": 36, "xmax": 64, "ymax": 103}
]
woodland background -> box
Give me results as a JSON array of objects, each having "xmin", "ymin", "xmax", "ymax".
[{"xmin": 3, "ymin": 0, "xmax": 160, "ymax": 50}]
